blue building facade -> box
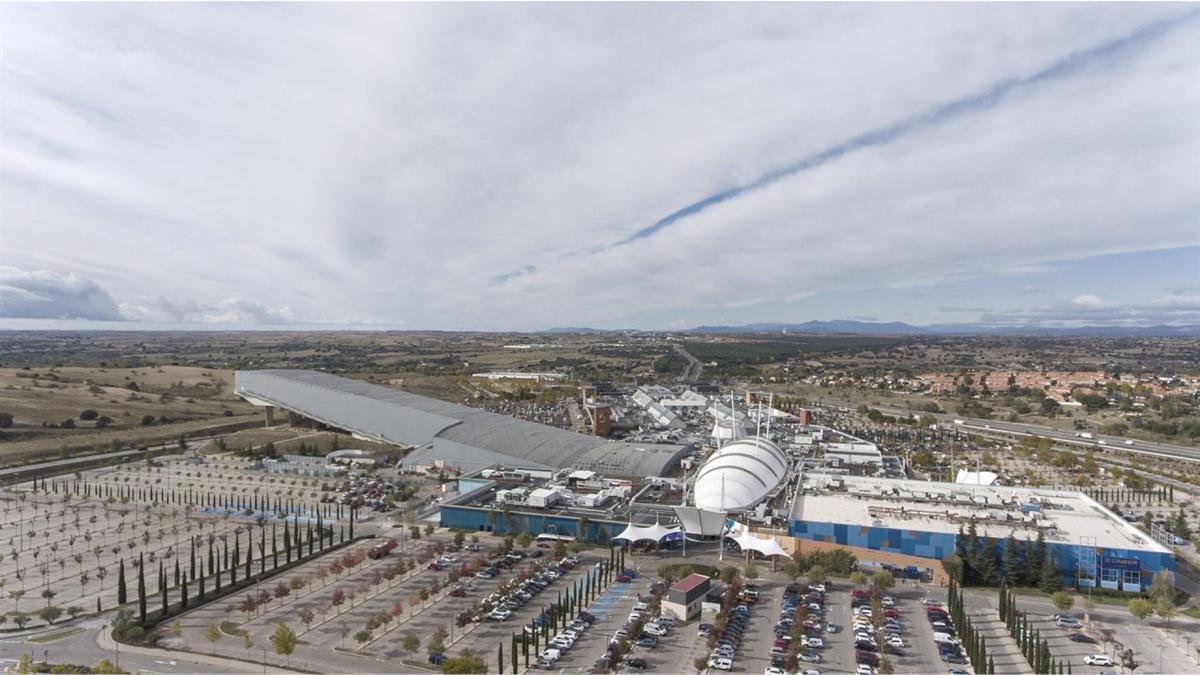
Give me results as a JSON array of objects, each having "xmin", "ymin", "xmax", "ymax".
[
  {"xmin": 440, "ymin": 504, "xmax": 622, "ymax": 544},
  {"xmin": 787, "ymin": 518, "xmax": 1173, "ymax": 592}
]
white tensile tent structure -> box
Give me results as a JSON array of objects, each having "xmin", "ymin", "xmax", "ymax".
[
  {"xmin": 613, "ymin": 520, "xmax": 682, "ymax": 544},
  {"xmin": 724, "ymin": 521, "xmax": 791, "ymax": 559}
]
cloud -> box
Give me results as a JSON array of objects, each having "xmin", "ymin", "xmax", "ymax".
[
  {"xmin": 0, "ymin": 266, "xmax": 122, "ymax": 320},
  {"xmin": 982, "ymin": 292, "xmax": 1200, "ymax": 326},
  {"xmin": 0, "ymin": 266, "xmax": 300, "ymax": 325},
  {"xmin": 1, "ymin": 4, "xmax": 1197, "ymax": 329},
  {"xmin": 117, "ymin": 296, "xmax": 298, "ymax": 325}
]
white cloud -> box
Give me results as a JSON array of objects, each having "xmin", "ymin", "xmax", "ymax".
[
  {"xmin": 0, "ymin": 266, "xmax": 122, "ymax": 320},
  {"xmin": 117, "ymin": 295, "xmax": 299, "ymax": 325},
  {"xmin": 982, "ymin": 292, "xmax": 1200, "ymax": 326},
  {"xmin": 0, "ymin": 4, "xmax": 1197, "ymax": 329}
]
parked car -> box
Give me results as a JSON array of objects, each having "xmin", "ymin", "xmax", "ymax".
[
  {"xmin": 1083, "ymin": 655, "xmax": 1113, "ymax": 666},
  {"xmin": 625, "ymin": 658, "xmax": 648, "ymax": 670},
  {"xmin": 1068, "ymin": 633, "xmax": 1097, "ymax": 644}
]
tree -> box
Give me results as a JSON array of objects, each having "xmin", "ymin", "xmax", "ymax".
[
  {"xmin": 170, "ymin": 618, "xmax": 183, "ymax": 639},
  {"xmin": 1155, "ymin": 595, "xmax": 1176, "ymax": 626},
  {"xmin": 807, "ymin": 564, "xmax": 828, "ymax": 587},
  {"xmin": 850, "ymin": 570, "xmax": 867, "ymax": 587},
  {"xmin": 1002, "ymin": 535, "xmax": 1020, "ymax": 586},
  {"xmin": 1037, "ymin": 550, "xmax": 1061, "ymax": 593},
  {"xmin": 337, "ymin": 623, "xmax": 350, "ymax": 647},
  {"xmin": 782, "ymin": 561, "xmax": 802, "ymax": 582},
  {"xmin": 353, "ymin": 629, "xmax": 371, "ymax": 648},
  {"xmin": 516, "ymin": 532, "xmax": 533, "ymax": 548},
  {"xmin": 117, "ymin": 559, "xmax": 127, "ymax": 605},
  {"xmin": 80, "ymin": 409, "xmax": 99, "ymax": 421},
  {"xmin": 271, "ymin": 623, "xmax": 298, "ymax": 665},
  {"xmin": 441, "ymin": 648, "xmax": 488, "ymax": 674},
  {"xmin": 242, "ymin": 633, "xmax": 253, "ymax": 653},
  {"xmin": 1127, "ymin": 598, "xmax": 1153, "ymax": 624},
  {"xmin": 1172, "ymin": 510, "xmax": 1191, "ymax": 540},
  {"xmin": 873, "ymin": 570, "xmax": 895, "ymax": 594},
  {"xmin": 205, "ymin": 624, "xmax": 221, "ymax": 654},
  {"xmin": 0, "ymin": 412, "xmax": 12, "ymax": 428},
  {"xmin": 743, "ymin": 563, "xmax": 759, "ymax": 580},
  {"xmin": 403, "ymin": 632, "xmax": 421, "ymax": 654},
  {"xmin": 1148, "ymin": 569, "xmax": 1174, "ymax": 605},
  {"xmin": 1050, "ymin": 592, "xmax": 1074, "ymax": 613},
  {"xmin": 37, "ymin": 605, "xmax": 63, "ymax": 625},
  {"xmin": 298, "ymin": 608, "xmax": 314, "ymax": 632},
  {"xmin": 91, "ymin": 659, "xmax": 123, "ymax": 674}
]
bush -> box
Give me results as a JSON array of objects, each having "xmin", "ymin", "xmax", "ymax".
[{"xmin": 79, "ymin": 409, "xmax": 99, "ymax": 421}]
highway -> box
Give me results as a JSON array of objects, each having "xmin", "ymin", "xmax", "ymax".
[{"xmin": 813, "ymin": 398, "xmax": 1200, "ymax": 464}]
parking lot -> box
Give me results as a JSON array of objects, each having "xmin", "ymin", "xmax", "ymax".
[{"xmin": 446, "ymin": 551, "xmax": 613, "ymax": 669}]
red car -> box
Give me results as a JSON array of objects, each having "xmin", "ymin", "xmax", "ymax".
[
  {"xmin": 450, "ymin": 587, "xmax": 467, "ymax": 598},
  {"xmin": 616, "ymin": 573, "xmax": 634, "ymax": 583}
]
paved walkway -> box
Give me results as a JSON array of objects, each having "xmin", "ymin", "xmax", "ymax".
[{"xmin": 963, "ymin": 595, "xmax": 1029, "ymax": 674}]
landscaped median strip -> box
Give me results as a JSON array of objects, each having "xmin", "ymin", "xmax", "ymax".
[{"xmin": 97, "ymin": 622, "xmax": 308, "ymax": 674}]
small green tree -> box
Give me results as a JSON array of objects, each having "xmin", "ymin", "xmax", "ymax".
[
  {"xmin": 403, "ymin": 632, "xmax": 421, "ymax": 654},
  {"xmin": 782, "ymin": 561, "xmax": 802, "ymax": 582},
  {"xmin": 850, "ymin": 570, "xmax": 868, "ymax": 587},
  {"xmin": 37, "ymin": 605, "xmax": 63, "ymax": 625},
  {"xmin": 205, "ymin": 624, "xmax": 221, "ymax": 654},
  {"xmin": 354, "ymin": 629, "xmax": 372, "ymax": 648},
  {"xmin": 1127, "ymin": 598, "xmax": 1153, "ymax": 624},
  {"xmin": 807, "ymin": 564, "xmax": 828, "ymax": 587},
  {"xmin": 1050, "ymin": 591, "xmax": 1074, "ymax": 613},
  {"xmin": 271, "ymin": 623, "xmax": 298, "ymax": 665},
  {"xmin": 1155, "ymin": 595, "xmax": 1176, "ymax": 626},
  {"xmin": 743, "ymin": 563, "xmax": 759, "ymax": 580},
  {"xmin": 873, "ymin": 570, "xmax": 895, "ymax": 594}
]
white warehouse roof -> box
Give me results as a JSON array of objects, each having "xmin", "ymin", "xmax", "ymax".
[{"xmin": 693, "ymin": 437, "xmax": 788, "ymax": 511}]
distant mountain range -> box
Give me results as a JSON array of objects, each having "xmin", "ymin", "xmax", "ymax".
[{"xmin": 545, "ymin": 320, "xmax": 1200, "ymax": 337}]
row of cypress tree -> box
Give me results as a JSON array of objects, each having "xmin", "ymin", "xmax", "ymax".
[
  {"xmin": 999, "ymin": 584, "xmax": 1073, "ymax": 674},
  {"xmin": 53, "ymin": 477, "xmax": 351, "ymax": 519},
  {"xmin": 125, "ymin": 507, "xmax": 355, "ymax": 624}
]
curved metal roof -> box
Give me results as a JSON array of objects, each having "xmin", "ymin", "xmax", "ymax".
[
  {"xmin": 235, "ymin": 370, "xmax": 687, "ymax": 477},
  {"xmin": 693, "ymin": 437, "xmax": 787, "ymax": 511}
]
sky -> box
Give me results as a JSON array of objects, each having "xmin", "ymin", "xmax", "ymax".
[{"xmin": 1, "ymin": 3, "xmax": 1198, "ymax": 332}]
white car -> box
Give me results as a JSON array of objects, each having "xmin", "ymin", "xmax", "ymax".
[
  {"xmin": 887, "ymin": 636, "xmax": 904, "ymax": 648},
  {"xmin": 802, "ymin": 636, "xmax": 824, "ymax": 648},
  {"xmin": 802, "ymin": 671, "xmax": 821, "ymax": 675},
  {"xmin": 709, "ymin": 658, "xmax": 733, "ymax": 671},
  {"xmin": 764, "ymin": 669, "xmax": 786, "ymax": 675},
  {"xmin": 810, "ymin": 584, "xmax": 826, "ymax": 593},
  {"xmin": 1083, "ymin": 655, "xmax": 1113, "ymax": 666},
  {"xmin": 488, "ymin": 609, "xmax": 512, "ymax": 621},
  {"xmin": 856, "ymin": 666, "xmax": 876, "ymax": 675}
]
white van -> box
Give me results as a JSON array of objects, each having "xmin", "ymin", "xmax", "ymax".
[
  {"xmin": 633, "ymin": 601, "xmax": 650, "ymax": 612},
  {"xmin": 933, "ymin": 632, "xmax": 958, "ymax": 644},
  {"xmin": 539, "ymin": 648, "xmax": 561, "ymax": 662}
]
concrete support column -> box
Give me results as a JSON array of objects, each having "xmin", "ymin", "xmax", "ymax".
[{"xmin": 264, "ymin": 407, "xmax": 275, "ymax": 426}]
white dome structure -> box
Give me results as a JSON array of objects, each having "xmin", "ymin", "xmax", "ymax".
[
  {"xmin": 711, "ymin": 418, "xmax": 747, "ymax": 443},
  {"xmin": 693, "ymin": 437, "xmax": 788, "ymax": 511}
]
